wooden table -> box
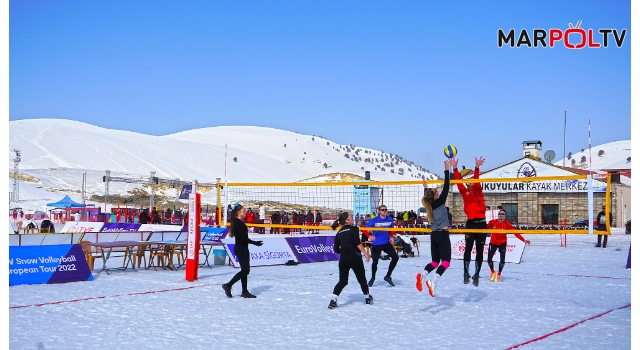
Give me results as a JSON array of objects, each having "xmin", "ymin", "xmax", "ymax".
[{"xmin": 89, "ymin": 241, "xmax": 150, "ymax": 275}]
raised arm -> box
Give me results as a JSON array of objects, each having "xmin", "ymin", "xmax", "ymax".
[
  {"xmin": 431, "ymin": 160, "xmax": 451, "ymax": 208},
  {"xmin": 472, "ymin": 156, "xmax": 485, "ymax": 191},
  {"xmin": 450, "ymin": 158, "xmax": 467, "ymax": 194}
]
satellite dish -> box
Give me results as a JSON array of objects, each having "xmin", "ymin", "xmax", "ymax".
[{"xmin": 544, "ymin": 150, "xmax": 556, "ymax": 163}]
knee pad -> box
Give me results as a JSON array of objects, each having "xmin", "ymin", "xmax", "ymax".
[
  {"xmin": 430, "ymin": 261, "xmax": 438, "ymax": 269},
  {"xmin": 441, "ymin": 261, "xmax": 450, "ymax": 269}
]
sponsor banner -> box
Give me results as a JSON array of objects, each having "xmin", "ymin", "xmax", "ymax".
[
  {"xmin": 285, "ymin": 236, "xmax": 339, "ymax": 263},
  {"xmin": 179, "ymin": 184, "xmax": 192, "ymax": 199},
  {"xmin": 450, "ymin": 235, "xmax": 525, "ymax": 263},
  {"xmin": 201, "ymin": 227, "xmax": 229, "ymax": 242},
  {"xmin": 352, "ymin": 183, "xmax": 371, "ymax": 217},
  {"xmin": 60, "ymin": 221, "xmax": 104, "ymax": 233},
  {"xmin": 138, "ymin": 224, "xmax": 183, "ymax": 232},
  {"xmin": 477, "ymin": 180, "xmax": 605, "ymax": 193},
  {"xmin": 221, "ymin": 238, "xmax": 297, "ymax": 267},
  {"xmin": 9, "ymin": 244, "xmax": 93, "ymax": 286},
  {"xmin": 100, "ymin": 223, "xmax": 141, "ymax": 232}
]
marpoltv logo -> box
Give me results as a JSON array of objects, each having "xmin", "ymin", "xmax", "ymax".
[{"xmin": 498, "ymin": 21, "xmax": 627, "ymax": 49}]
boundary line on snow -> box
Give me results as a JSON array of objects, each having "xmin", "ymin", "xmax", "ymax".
[
  {"xmin": 505, "ymin": 304, "xmax": 631, "ymax": 349},
  {"xmin": 9, "ymin": 273, "xmax": 335, "ymax": 309}
]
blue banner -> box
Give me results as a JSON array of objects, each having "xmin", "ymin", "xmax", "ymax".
[
  {"xmin": 179, "ymin": 184, "xmax": 192, "ymax": 199},
  {"xmin": 285, "ymin": 236, "xmax": 339, "ymax": 263},
  {"xmin": 100, "ymin": 223, "xmax": 141, "ymax": 232},
  {"xmin": 200, "ymin": 227, "xmax": 229, "ymax": 242},
  {"xmin": 9, "ymin": 245, "xmax": 93, "ymax": 286}
]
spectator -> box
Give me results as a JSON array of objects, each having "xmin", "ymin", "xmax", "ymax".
[
  {"xmin": 258, "ymin": 204, "xmax": 266, "ymax": 234},
  {"xmin": 595, "ymin": 205, "xmax": 613, "ymax": 248},
  {"xmin": 139, "ymin": 209, "xmax": 150, "ymax": 224},
  {"xmin": 246, "ymin": 208, "xmax": 256, "ymax": 227},
  {"xmin": 226, "ymin": 204, "xmax": 233, "ymax": 224},
  {"xmin": 315, "ymin": 210, "xmax": 323, "ymax": 232},
  {"xmin": 40, "ymin": 219, "xmax": 55, "ymax": 233},
  {"xmin": 163, "ymin": 208, "xmax": 173, "ymax": 225},
  {"xmin": 625, "ymin": 220, "xmax": 631, "ymax": 235},
  {"xmin": 271, "ymin": 211, "xmax": 281, "ymax": 234},
  {"xmin": 152, "ymin": 209, "xmax": 161, "ymax": 224},
  {"xmin": 394, "ymin": 233, "xmax": 413, "ymax": 257},
  {"xmin": 282, "ymin": 211, "xmax": 290, "ymax": 234}
]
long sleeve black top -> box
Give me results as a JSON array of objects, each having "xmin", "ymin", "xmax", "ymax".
[
  {"xmin": 333, "ymin": 225, "xmax": 362, "ymax": 255},
  {"xmin": 232, "ymin": 218, "xmax": 260, "ymax": 248}
]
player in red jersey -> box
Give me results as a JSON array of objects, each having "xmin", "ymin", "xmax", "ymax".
[{"xmin": 486, "ymin": 209, "xmax": 530, "ymax": 282}]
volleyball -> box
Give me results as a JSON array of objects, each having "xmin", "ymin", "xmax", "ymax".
[{"xmin": 444, "ymin": 145, "xmax": 457, "ymax": 159}]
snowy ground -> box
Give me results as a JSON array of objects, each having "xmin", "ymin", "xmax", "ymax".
[{"xmin": 9, "ymin": 240, "xmax": 631, "ymax": 350}]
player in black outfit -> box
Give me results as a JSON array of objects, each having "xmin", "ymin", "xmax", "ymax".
[
  {"xmin": 222, "ymin": 204, "xmax": 263, "ymax": 298},
  {"xmin": 328, "ymin": 212, "xmax": 372, "ymax": 309}
]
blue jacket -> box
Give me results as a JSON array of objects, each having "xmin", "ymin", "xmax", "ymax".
[{"xmin": 364, "ymin": 215, "xmax": 395, "ymax": 246}]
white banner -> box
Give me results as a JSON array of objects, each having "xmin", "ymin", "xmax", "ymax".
[
  {"xmin": 138, "ymin": 224, "xmax": 183, "ymax": 232},
  {"xmin": 221, "ymin": 238, "xmax": 298, "ymax": 267},
  {"xmin": 60, "ymin": 221, "xmax": 104, "ymax": 233},
  {"xmin": 450, "ymin": 235, "xmax": 526, "ymax": 263}
]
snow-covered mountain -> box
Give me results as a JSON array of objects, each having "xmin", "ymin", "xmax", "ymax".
[
  {"xmin": 553, "ymin": 140, "xmax": 631, "ymax": 171},
  {"xmin": 9, "ymin": 119, "xmax": 437, "ymax": 210}
]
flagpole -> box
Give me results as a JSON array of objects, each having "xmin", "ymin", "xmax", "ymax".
[
  {"xmin": 587, "ymin": 119, "xmax": 594, "ymax": 235},
  {"xmin": 223, "ymin": 143, "xmax": 229, "ymax": 226},
  {"xmin": 563, "ymin": 106, "xmax": 567, "ymax": 167}
]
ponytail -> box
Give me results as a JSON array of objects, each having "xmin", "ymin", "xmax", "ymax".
[
  {"xmin": 422, "ymin": 189, "xmax": 435, "ymax": 223},
  {"xmin": 331, "ymin": 212, "xmax": 350, "ymax": 230}
]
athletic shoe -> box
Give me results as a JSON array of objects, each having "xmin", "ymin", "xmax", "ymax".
[
  {"xmin": 594, "ymin": 244, "xmax": 601, "ymax": 247},
  {"xmin": 240, "ymin": 291, "xmax": 257, "ymax": 298},
  {"xmin": 384, "ymin": 275, "xmax": 395, "ymax": 287},
  {"xmin": 494, "ymin": 273, "xmax": 501, "ymax": 282},
  {"xmin": 472, "ymin": 274, "xmax": 479, "ymax": 287},
  {"xmin": 222, "ymin": 283, "xmax": 232, "ymax": 298},
  {"xmin": 426, "ymin": 280, "xmax": 435, "ymax": 297},
  {"xmin": 415, "ymin": 273, "xmax": 423, "ymax": 292},
  {"xmin": 368, "ymin": 278, "xmax": 375, "ymax": 287},
  {"xmin": 328, "ymin": 300, "xmax": 338, "ymax": 309},
  {"xmin": 490, "ymin": 271, "xmax": 496, "ymax": 282},
  {"xmin": 464, "ymin": 272, "xmax": 471, "ymax": 284},
  {"xmin": 365, "ymin": 295, "xmax": 373, "ymax": 305}
]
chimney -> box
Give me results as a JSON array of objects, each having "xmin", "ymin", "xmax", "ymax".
[{"xmin": 522, "ymin": 140, "xmax": 542, "ymax": 160}]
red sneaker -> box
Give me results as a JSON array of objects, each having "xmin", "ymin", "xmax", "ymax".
[{"xmin": 415, "ymin": 273, "xmax": 423, "ymax": 292}]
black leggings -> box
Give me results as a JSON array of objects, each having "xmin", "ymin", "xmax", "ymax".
[
  {"xmin": 370, "ymin": 243, "xmax": 399, "ymax": 279},
  {"xmin": 228, "ymin": 247, "xmax": 251, "ymax": 292},
  {"xmin": 333, "ymin": 253, "xmax": 369, "ymax": 296},
  {"xmin": 425, "ymin": 230, "xmax": 451, "ymax": 275},
  {"xmin": 487, "ymin": 243, "xmax": 506, "ymax": 272},
  {"xmin": 464, "ymin": 219, "xmax": 487, "ymax": 264}
]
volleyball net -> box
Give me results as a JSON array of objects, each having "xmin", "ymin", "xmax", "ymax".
[{"xmin": 217, "ymin": 173, "xmax": 619, "ymax": 245}]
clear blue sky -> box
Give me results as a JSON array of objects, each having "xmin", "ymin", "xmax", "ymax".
[{"xmin": 9, "ymin": 1, "xmax": 631, "ymax": 174}]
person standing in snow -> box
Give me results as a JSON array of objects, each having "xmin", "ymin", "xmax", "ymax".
[
  {"xmin": 486, "ymin": 209, "xmax": 530, "ymax": 282},
  {"xmin": 222, "ymin": 204, "xmax": 264, "ymax": 298},
  {"xmin": 328, "ymin": 212, "xmax": 372, "ymax": 309},
  {"xmin": 363, "ymin": 204, "xmax": 398, "ymax": 287}
]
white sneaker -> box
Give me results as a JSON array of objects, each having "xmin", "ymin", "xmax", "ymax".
[{"xmin": 426, "ymin": 280, "xmax": 435, "ymax": 297}]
